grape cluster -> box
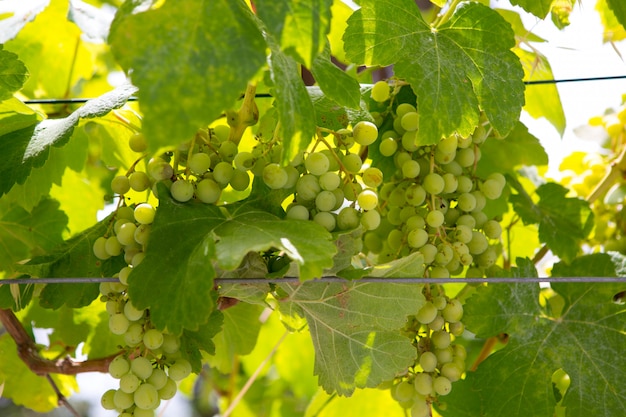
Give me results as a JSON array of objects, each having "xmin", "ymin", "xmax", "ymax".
[
  {"xmin": 361, "ymin": 81, "xmax": 505, "ymax": 278},
  {"xmin": 94, "ymin": 204, "xmax": 190, "ymax": 417},
  {"xmin": 391, "ymin": 288, "xmax": 466, "ymax": 416}
]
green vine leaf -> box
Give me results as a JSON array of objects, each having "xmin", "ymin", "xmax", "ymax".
[
  {"xmin": 278, "ymin": 281, "xmax": 425, "ymax": 396},
  {"xmin": 110, "ymin": 0, "xmax": 266, "ymax": 151},
  {"xmin": 311, "ymin": 45, "xmax": 361, "ymax": 109},
  {"xmin": 0, "ymin": 45, "xmax": 29, "ymax": 100},
  {"xmin": 454, "ymin": 253, "xmax": 626, "ymax": 417},
  {"xmin": 606, "ymin": 0, "xmax": 626, "ymax": 32},
  {"xmin": 129, "ymin": 192, "xmax": 336, "ymax": 334},
  {"xmin": 256, "ymin": 0, "xmax": 332, "ymax": 69},
  {"xmin": 344, "ymin": 0, "xmax": 524, "ymax": 144},
  {"xmin": 510, "ymin": 182, "xmax": 594, "ymax": 263},
  {"xmin": 508, "ymin": 0, "xmax": 552, "ymax": 19}
]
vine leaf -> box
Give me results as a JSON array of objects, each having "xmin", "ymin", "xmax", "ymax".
[
  {"xmin": 67, "ymin": 0, "xmax": 114, "ymax": 43},
  {"xmin": 0, "ymin": 45, "xmax": 29, "ymax": 100},
  {"xmin": 0, "ymin": 0, "xmax": 50, "ymax": 43},
  {"xmin": 508, "ymin": 0, "xmax": 552, "ymax": 19},
  {"xmin": 476, "ymin": 122, "xmax": 548, "ymax": 176},
  {"xmin": 0, "ymin": 334, "xmax": 78, "ymax": 413},
  {"xmin": 0, "ymin": 83, "xmax": 137, "ymax": 198},
  {"xmin": 606, "ymin": 0, "xmax": 626, "ymax": 32},
  {"xmin": 454, "ymin": 253, "xmax": 626, "ymax": 417},
  {"xmin": 109, "ymin": 0, "xmax": 266, "ymax": 151},
  {"xmin": 129, "ymin": 193, "xmax": 336, "ymax": 335},
  {"xmin": 597, "ymin": 0, "xmax": 626, "ymax": 43},
  {"xmin": 311, "ymin": 45, "xmax": 361, "ymax": 109},
  {"xmin": 510, "ymin": 182, "xmax": 594, "ymax": 263},
  {"xmin": 278, "ymin": 281, "xmax": 425, "ymax": 396},
  {"xmin": 256, "ymin": 0, "xmax": 332, "ymax": 69},
  {"xmin": 18, "ymin": 213, "xmax": 126, "ymax": 309},
  {"xmin": 344, "ymin": 0, "xmax": 524, "ymax": 145}
]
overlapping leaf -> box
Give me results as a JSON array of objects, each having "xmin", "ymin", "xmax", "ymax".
[
  {"xmin": 453, "ymin": 254, "xmax": 626, "ymax": 417},
  {"xmin": 0, "ymin": 45, "xmax": 28, "ymax": 100},
  {"xmin": 110, "ymin": 0, "xmax": 266, "ymax": 151},
  {"xmin": 128, "ymin": 193, "xmax": 336, "ymax": 334},
  {"xmin": 278, "ymin": 281, "xmax": 425, "ymax": 395},
  {"xmin": 344, "ymin": 0, "xmax": 524, "ymax": 145}
]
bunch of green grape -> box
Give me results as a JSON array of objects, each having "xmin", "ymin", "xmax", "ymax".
[
  {"xmin": 94, "ymin": 203, "xmax": 191, "ymax": 417},
  {"xmin": 360, "ymin": 81, "xmax": 505, "ymax": 278},
  {"xmin": 390, "ymin": 287, "xmax": 466, "ymax": 416}
]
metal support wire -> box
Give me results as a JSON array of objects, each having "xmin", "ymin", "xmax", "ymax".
[
  {"xmin": 1, "ymin": 276, "xmax": 626, "ymax": 285},
  {"xmin": 19, "ymin": 75, "xmax": 626, "ymax": 105}
]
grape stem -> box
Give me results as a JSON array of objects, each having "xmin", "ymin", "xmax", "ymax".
[
  {"xmin": 227, "ymin": 83, "xmax": 259, "ymax": 144},
  {"xmin": 432, "ymin": 0, "xmax": 463, "ymax": 28}
]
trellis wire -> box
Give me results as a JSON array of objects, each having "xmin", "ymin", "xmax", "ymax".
[
  {"xmin": 20, "ymin": 75, "xmax": 626, "ymax": 105},
  {"xmin": 1, "ymin": 276, "xmax": 626, "ymax": 285}
]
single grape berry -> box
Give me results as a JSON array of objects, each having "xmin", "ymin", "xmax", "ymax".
[
  {"xmin": 352, "ymin": 121, "xmax": 378, "ymax": 146},
  {"xmin": 371, "ymin": 80, "xmax": 390, "ymax": 103}
]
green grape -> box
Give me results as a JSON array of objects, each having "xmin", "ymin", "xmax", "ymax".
[
  {"xmin": 456, "ymin": 147, "xmax": 476, "ymax": 167},
  {"xmin": 106, "ymin": 299, "xmax": 122, "ymax": 315},
  {"xmin": 488, "ymin": 172, "xmax": 506, "ymax": 188},
  {"xmin": 360, "ymin": 209, "xmax": 381, "ymax": 230},
  {"xmin": 109, "ymin": 355, "xmax": 130, "ymax": 379},
  {"xmin": 132, "ymin": 251, "xmax": 145, "ymax": 267},
  {"xmin": 429, "ymin": 314, "xmax": 445, "ymax": 330},
  {"xmin": 438, "ymin": 135, "xmax": 458, "ymax": 154},
  {"xmin": 402, "ymin": 160, "xmax": 420, "ymax": 178},
  {"xmin": 124, "ymin": 323, "xmax": 144, "ymax": 346},
  {"xmin": 388, "ymin": 187, "xmax": 407, "ymax": 207},
  {"xmin": 482, "ymin": 220, "xmax": 502, "ymax": 239},
  {"xmin": 93, "ymin": 236, "xmax": 110, "ymax": 260},
  {"xmin": 111, "ymin": 175, "xmax": 131, "ymax": 195},
  {"xmin": 454, "ymin": 344, "xmax": 467, "ymax": 360},
  {"xmin": 456, "ymin": 176, "xmax": 473, "ymax": 193},
  {"xmin": 314, "ymin": 190, "xmax": 335, "ymax": 212},
  {"xmin": 426, "ymin": 210, "xmax": 444, "ymax": 228},
  {"xmin": 442, "ymin": 160, "xmax": 463, "ymax": 176},
  {"xmin": 321, "ymin": 149, "xmax": 341, "ymax": 171},
  {"xmin": 133, "ymin": 224, "xmax": 151, "ymax": 246},
  {"xmin": 394, "ymin": 151, "xmax": 412, "ymax": 168},
  {"xmin": 454, "ymin": 225, "xmax": 473, "ymax": 244},
  {"xmin": 129, "ymin": 132, "xmax": 148, "ymax": 153},
  {"xmin": 416, "ymin": 302, "xmax": 437, "ymax": 324},
  {"xmin": 342, "ymin": 153, "xmax": 363, "ymax": 174},
  {"xmin": 406, "ymin": 215, "xmax": 426, "ymax": 231},
  {"xmin": 213, "ymin": 161, "xmax": 234, "ymax": 185},
  {"xmin": 337, "ymin": 207, "xmax": 360, "ymax": 230},
  {"xmin": 457, "ymin": 192, "xmax": 476, "ymax": 212},
  {"xmin": 233, "ymin": 151, "xmax": 255, "ymax": 171},
  {"xmin": 436, "ymin": 347, "xmax": 454, "ymax": 364},
  {"xmin": 319, "ymin": 171, "xmax": 341, "ymax": 191},
  {"xmin": 168, "ymin": 359, "xmax": 191, "ymax": 381},
  {"xmin": 143, "ymin": 329, "xmax": 164, "ymax": 350},
  {"xmin": 362, "ymin": 167, "xmax": 383, "ymax": 188},
  {"xmin": 371, "ymin": 80, "xmax": 390, "ymax": 102},
  {"xmin": 129, "ymin": 171, "xmax": 151, "ymax": 192},
  {"xmin": 393, "ymin": 380, "xmax": 416, "ymax": 402},
  {"xmin": 431, "ymin": 330, "xmax": 452, "ymax": 349},
  {"xmin": 405, "ymin": 184, "xmax": 426, "ymax": 206},
  {"xmin": 423, "ymin": 173, "xmax": 445, "ymax": 195},
  {"xmin": 314, "ymin": 212, "xmax": 336, "ymax": 232},
  {"xmin": 456, "ymin": 214, "xmax": 476, "ymax": 228},
  {"xmin": 101, "ymin": 389, "xmax": 117, "ymax": 410},
  {"xmin": 104, "ymin": 236, "xmax": 122, "ymax": 257},
  {"xmin": 147, "ymin": 157, "xmax": 174, "ymax": 181},
  {"xmin": 400, "ymin": 206, "xmax": 416, "ymax": 222},
  {"xmin": 213, "ymin": 124, "xmax": 230, "ymax": 142},
  {"xmin": 124, "ymin": 301, "xmax": 145, "ymax": 321},
  {"xmin": 467, "ymin": 231, "xmax": 488, "ymax": 254},
  {"xmin": 109, "ymin": 313, "xmax": 130, "ymax": 335},
  {"xmin": 147, "ymin": 368, "xmax": 168, "ymax": 390},
  {"xmin": 471, "ymin": 190, "xmax": 487, "ymax": 212},
  {"xmin": 379, "ymin": 137, "xmax": 398, "ymax": 156},
  {"xmin": 353, "ymin": 121, "xmax": 378, "ymax": 146},
  {"xmin": 396, "ymin": 103, "xmax": 416, "ymax": 119},
  {"xmin": 120, "ymin": 372, "xmax": 141, "ymax": 394},
  {"xmin": 419, "ymin": 243, "xmax": 437, "ymax": 264},
  {"xmin": 263, "ymin": 163, "xmax": 289, "ymax": 189},
  {"xmin": 133, "ymin": 409, "xmax": 155, "ymax": 417},
  {"xmin": 430, "ymin": 265, "xmax": 450, "ymax": 278},
  {"xmin": 218, "ymin": 141, "xmax": 238, "ymax": 162},
  {"xmin": 480, "ymin": 178, "xmax": 503, "ymax": 199},
  {"xmin": 286, "ymin": 205, "xmax": 310, "ymax": 220},
  {"xmin": 116, "ymin": 222, "xmax": 137, "ymax": 246},
  {"xmin": 134, "ymin": 383, "xmax": 160, "ymax": 410},
  {"xmin": 131, "ymin": 356, "xmax": 154, "ymax": 380},
  {"xmin": 113, "ymin": 389, "xmax": 135, "ymax": 410},
  {"xmin": 419, "ymin": 351, "xmax": 438, "ymax": 372},
  {"xmin": 413, "ymin": 372, "xmax": 433, "ymax": 396},
  {"xmin": 407, "ymin": 228, "xmax": 428, "ymax": 249},
  {"xmin": 357, "ymin": 189, "xmax": 378, "ymax": 211},
  {"xmin": 283, "ymin": 166, "xmax": 300, "ymax": 189},
  {"xmin": 158, "ymin": 378, "xmax": 178, "ymax": 400},
  {"xmin": 188, "ymin": 152, "xmax": 212, "ymax": 174},
  {"xmin": 401, "ymin": 131, "xmax": 418, "ymax": 151},
  {"xmin": 170, "ymin": 180, "xmax": 194, "ymax": 202},
  {"xmin": 435, "ymin": 244, "xmax": 454, "ymax": 266},
  {"xmin": 161, "ymin": 333, "xmax": 181, "ymax": 354},
  {"xmin": 411, "ymin": 399, "xmax": 430, "ymax": 417},
  {"xmin": 449, "ymin": 321, "xmax": 465, "ymax": 336},
  {"xmin": 134, "ymin": 203, "xmax": 156, "ymax": 225},
  {"xmin": 196, "ymin": 178, "xmax": 221, "ymax": 204},
  {"xmin": 442, "ymin": 299, "xmax": 463, "ymax": 323},
  {"xmin": 387, "ymin": 229, "xmax": 404, "ymax": 251},
  {"xmin": 433, "ymin": 376, "xmax": 452, "ymax": 396},
  {"xmin": 305, "ymin": 152, "xmax": 330, "ymax": 175},
  {"xmin": 476, "ymin": 246, "xmax": 497, "ymax": 268},
  {"xmin": 296, "ymin": 175, "xmax": 321, "ymax": 201},
  {"xmin": 387, "ymin": 207, "xmax": 402, "ymax": 225},
  {"xmin": 113, "ymin": 218, "xmax": 131, "ymax": 235},
  {"xmin": 442, "ymin": 173, "xmax": 458, "ymax": 194},
  {"xmin": 471, "ymin": 210, "xmax": 488, "ymax": 228},
  {"xmin": 435, "ymin": 148, "xmax": 455, "ymax": 165}
]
